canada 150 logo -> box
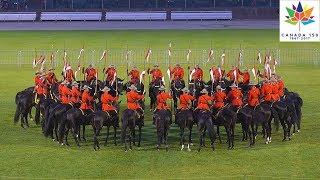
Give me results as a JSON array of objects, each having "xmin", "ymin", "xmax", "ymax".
[{"xmin": 280, "ymin": 0, "xmax": 320, "ymax": 42}]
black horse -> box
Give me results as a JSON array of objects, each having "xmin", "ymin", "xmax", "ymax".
[
  {"xmin": 175, "ymin": 109, "xmax": 194, "ymax": 151},
  {"xmin": 284, "ymin": 89, "xmax": 303, "ymax": 133},
  {"xmin": 44, "ymin": 103, "xmax": 72, "ymax": 140},
  {"xmin": 153, "ymin": 109, "xmax": 172, "ymax": 151},
  {"xmin": 14, "ymin": 87, "xmax": 35, "ymax": 128},
  {"xmin": 212, "ymin": 105, "xmax": 237, "ymax": 149},
  {"xmin": 251, "ymin": 102, "xmax": 273, "ymax": 145},
  {"xmin": 121, "ymin": 109, "xmax": 144, "ymax": 151},
  {"xmin": 58, "ymin": 107, "xmax": 93, "ymax": 147},
  {"xmin": 236, "ymin": 104, "xmax": 255, "ymax": 146},
  {"xmin": 195, "ymin": 109, "xmax": 216, "ymax": 151},
  {"xmin": 91, "ymin": 110, "xmax": 119, "ymax": 151},
  {"xmin": 171, "ymin": 79, "xmax": 185, "ymax": 110}
]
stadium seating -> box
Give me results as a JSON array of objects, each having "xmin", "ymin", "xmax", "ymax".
[
  {"xmin": 0, "ymin": 12, "xmax": 36, "ymax": 21},
  {"xmin": 171, "ymin": 11, "xmax": 232, "ymax": 20},
  {"xmin": 106, "ymin": 12, "xmax": 166, "ymax": 21},
  {"xmin": 41, "ymin": 12, "xmax": 102, "ymax": 21}
]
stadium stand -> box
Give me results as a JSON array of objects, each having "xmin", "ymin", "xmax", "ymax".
[
  {"xmin": 41, "ymin": 12, "xmax": 102, "ymax": 21},
  {"xmin": 0, "ymin": 12, "xmax": 36, "ymax": 21},
  {"xmin": 106, "ymin": 11, "xmax": 166, "ymax": 21},
  {"xmin": 171, "ymin": 11, "xmax": 232, "ymax": 20}
]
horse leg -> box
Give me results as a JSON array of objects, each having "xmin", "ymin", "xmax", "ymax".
[
  {"xmin": 82, "ymin": 125, "xmax": 86, "ymax": 142},
  {"xmin": 156, "ymin": 130, "xmax": 161, "ymax": 151},
  {"xmin": 20, "ymin": 114, "xmax": 25, "ymax": 128},
  {"xmin": 187, "ymin": 123, "xmax": 193, "ymax": 145},
  {"xmin": 216, "ymin": 126, "xmax": 222, "ymax": 143},
  {"xmin": 138, "ymin": 125, "xmax": 142, "ymax": 147},
  {"xmin": 74, "ymin": 125, "xmax": 81, "ymax": 148},
  {"xmin": 225, "ymin": 126, "xmax": 231, "ymax": 149},
  {"xmin": 65, "ymin": 128, "xmax": 70, "ymax": 146},
  {"xmin": 122, "ymin": 125, "xmax": 128, "ymax": 152},
  {"xmin": 114, "ymin": 126, "xmax": 117, "ymax": 146},
  {"xmin": 180, "ymin": 127, "xmax": 185, "ymax": 150},
  {"xmin": 206, "ymin": 121, "xmax": 215, "ymax": 151},
  {"xmin": 280, "ymin": 119, "xmax": 287, "ymax": 141},
  {"xmin": 133, "ymin": 127, "xmax": 136, "ymax": 146},
  {"xmin": 25, "ymin": 114, "xmax": 30, "ymax": 128},
  {"xmin": 250, "ymin": 122, "xmax": 255, "ymax": 146},
  {"xmin": 198, "ymin": 130, "xmax": 204, "ymax": 152},
  {"xmin": 287, "ymin": 117, "xmax": 292, "ymax": 141},
  {"xmin": 165, "ymin": 127, "xmax": 169, "ymax": 152},
  {"xmin": 105, "ymin": 126, "xmax": 110, "ymax": 145},
  {"xmin": 54, "ymin": 120, "xmax": 58, "ymax": 141}
]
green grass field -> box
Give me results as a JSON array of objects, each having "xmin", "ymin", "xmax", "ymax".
[{"xmin": 0, "ymin": 30, "xmax": 319, "ymax": 179}]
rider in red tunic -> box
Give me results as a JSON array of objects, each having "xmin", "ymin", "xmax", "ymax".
[
  {"xmin": 156, "ymin": 86, "xmax": 172, "ymax": 110},
  {"xmin": 261, "ymin": 79, "xmax": 273, "ymax": 102},
  {"xmin": 149, "ymin": 65, "xmax": 163, "ymax": 83},
  {"xmin": 34, "ymin": 72, "xmax": 48, "ymax": 101},
  {"xmin": 64, "ymin": 65, "xmax": 75, "ymax": 83},
  {"xmin": 59, "ymin": 81, "xmax": 71, "ymax": 105},
  {"xmin": 80, "ymin": 85, "xmax": 94, "ymax": 114},
  {"xmin": 170, "ymin": 64, "xmax": 184, "ymax": 81},
  {"xmin": 192, "ymin": 64, "xmax": 203, "ymax": 82},
  {"xmin": 128, "ymin": 66, "xmax": 140, "ymax": 85},
  {"xmin": 248, "ymin": 82, "xmax": 260, "ymax": 108},
  {"xmin": 85, "ymin": 64, "xmax": 97, "ymax": 84},
  {"xmin": 211, "ymin": 85, "xmax": 226, "ymax": 115},
  {"xmin": 126, "ymin": 85, "xmax": 144, "ymax": 120},
  {"xmin": 239, "ymin": 69, "xmax": 250, "ymax": 85},
  {"xmin": 178, "ymin": 87, "xmax": 194, "ymax": 110},
  {"xmin": 101, "ymin": 86, "xmax": 118, "ymax": 124},
  {"xmin": 228, "ymin": 83, "xmax": 243, "ymax": 110},
  {"xmin": 70, "ymin": 82, "xmax": 81, "ymax": 108},
  {"xmin": 46, "ymin": 68, "xmax": 58, "ymax": 86},
  {"xmin": 227, "ymin": 66, "xmax": 240, "ymax": 83},
  {"xmin": 104, "ymin": 65, "xmax": 117, "ymax": 85},
  {"xmin": 196, "ymin": 88, "xmax": 213, "ymax": 111}
]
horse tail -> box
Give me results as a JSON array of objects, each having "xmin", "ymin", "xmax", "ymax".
[
  {"xmin": 14, "ymin": 102, "xmax": 21, "ymax": 124},
  {"xmin": 58, "ymin": 112, "xmax": 68, "ymax": 142}
]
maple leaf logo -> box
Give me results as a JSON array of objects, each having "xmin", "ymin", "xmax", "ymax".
[{"xmin": 285, "ymin": 1, "xmax": 315, "ymax": 31}]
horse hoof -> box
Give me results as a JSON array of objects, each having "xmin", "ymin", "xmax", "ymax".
[
  {"xmin": 265, "ymin": 141, "xmax": 269, "ymax": 144},
  {"xmin": 190, "ymin": 143, "xmax": 193, "ymax": 146},
  {"xmin": 187, "ymin": 148, "xmax": 191, "ymax": 152},
  {"xmin": 292, "ymin": 133, "xmax": 295, "ymax": 136},
  {"xmin": 180, "ymin": 145, "xmax": 184, "ymax": 151},
  {"xmin": 282, "ymin": 138, "xmax": 286, "ymax": 142},
  {"xmin": 61, "ymin": 143, "xmax": 64, "ymax": 146},
  {"xmin": 52, "ymin": 139, "xmax": 56, "ymax": 142},
  {"xmin": 297, "ymin": 130, "xmax": 300, "ymax": 133}
]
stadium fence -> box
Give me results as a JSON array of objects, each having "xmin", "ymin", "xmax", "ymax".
[{"xmin": 0, "ymin": 49, "xmax": 319, "ymax": 69}]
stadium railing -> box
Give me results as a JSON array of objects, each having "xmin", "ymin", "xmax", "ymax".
[{"xmin": 1, "ymin": 49, "xmax": 319, "ymax": 68}]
